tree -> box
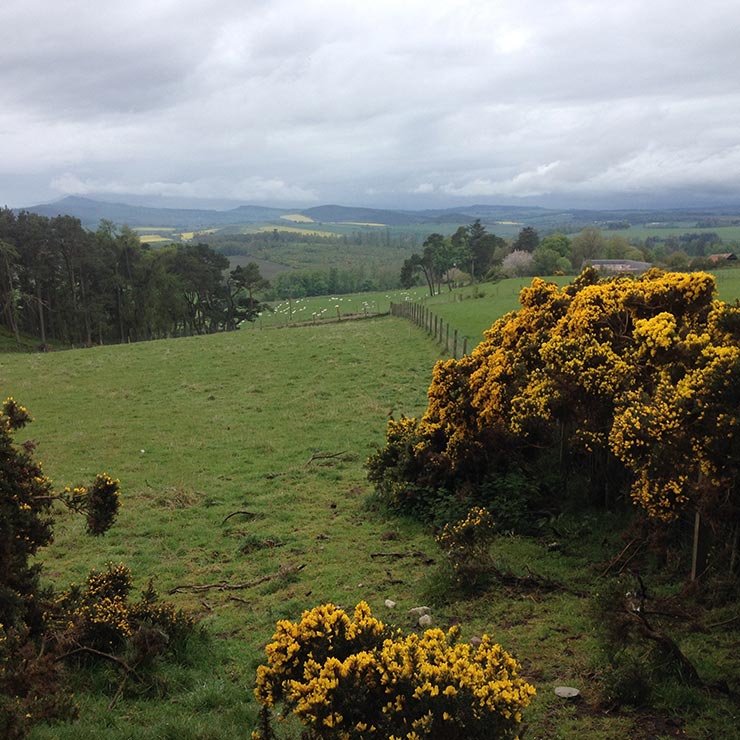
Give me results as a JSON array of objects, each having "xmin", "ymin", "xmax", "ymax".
[
  {"xmin": 400, "ymin": 234, "xmax": 457, "ymax": 296},
  {"xmin": 513, "ymin": 226, "xmax": 540, "ymax": 253},
  {"xmin": 226, "ymin": 263, "xmax": 269, "ymax": 328},
  {"xmin": 465, "ymin": 220, "xmax": 505, "ymax": 280},
  {"xmin": 539, "ymin": 233, "xmax": 571, "ymax": 258},
  {"xmin": 570, "ymin": 227, "xmax": 606, "ymax": 269},
  {"xmin": 532, "ymin": 247, "xmax": 565, "ymax": 276},
  {"xmin": 0, "ymin": 240, "xmax": 20, "ymax": 343},
  {"xmin": 501, "ymin": 250, "xmax": 534, "ymax": 277}
]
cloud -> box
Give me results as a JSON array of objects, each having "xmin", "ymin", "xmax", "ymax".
[
  {"xmin": 2, "ymin": 0, "xmax": 740, "ymax": 208},
  {"xmin": 51, "ymin": 173, "xmax": 318, "ymax": 204}
]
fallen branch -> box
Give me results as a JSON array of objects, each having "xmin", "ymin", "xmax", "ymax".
[
  {"xmin": 306, "ymin": 451, "xmax": 347, "ymax": 466},
  {"xmin": 599, "ymin": 538, "xmax": 644, "ymax": 578},
  {"xmin": 168, "ymin": 564, "xmax": 306, "ymax": 595},
  {"xmin": 370, "ymin": 551, "xmax": 430, "ymax": 560},
  {"xmin": 221, "ymin": 510, "xmax": 258, "ymax": 525},
  {"xmin": 57, "ymin": 644, "xmax": 142, "ymax": 711}
]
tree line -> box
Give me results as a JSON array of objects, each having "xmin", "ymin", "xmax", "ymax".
[
  {"xmin": 0, "ymin": 209, "xmax": 269, "ymax": 347},
  {"xmin": 400, "ymin": 221, "xmax": 734, "ymax": 295}
]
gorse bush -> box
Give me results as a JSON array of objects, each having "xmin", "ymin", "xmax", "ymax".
[
  {"xmin": 436, "ymin": 506, "xmax": 496, "ymax": 591},
  {"xmin": 53, "ymin": 563, "xmax": 195, "ymax": 657},
  {"xmin": 368, "ymin": 270, "xmax": 740, "ymax": 570},
  {"xmin": 253, "ymin": 601, "xmax": 535, "ymax": 740},
  {"xmin": 0, "ymin": 398, "xmax": 197, "ymax": 738}
]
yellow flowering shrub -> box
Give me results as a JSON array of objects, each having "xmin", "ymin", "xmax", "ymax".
[
  {"xmin": 436, "ymin": 507, "xmax": 496, "ymax": 589},
  {"xmin": 369, "ymin": 269, "xmax": 740, "ymax": 527},
  {"xmin": 54, "ymin": 563, "xmax": 195, "ymax": 654},
  {"xmin": 254, "ymin": 602, "xmax": 535, "ymax": 740}
]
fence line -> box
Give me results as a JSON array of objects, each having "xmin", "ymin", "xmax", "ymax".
[{"xmin": 390, "ymin": 302, "xmax": 469, "ymax": 359}]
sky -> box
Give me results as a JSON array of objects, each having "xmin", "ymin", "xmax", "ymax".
[{"xmin": 2, "ymin": 0, "xmax": 740, "ymax": 211}]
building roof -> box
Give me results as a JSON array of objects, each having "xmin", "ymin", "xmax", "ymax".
[{"xmin": 586, "ymin": 259, "xmax": 652, "ymax": 273}]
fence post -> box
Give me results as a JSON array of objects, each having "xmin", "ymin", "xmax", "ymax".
[
  {"xmin": 463, "ymin": 337, "xmax": 468, "ymax": 356},
  {"xmin": 453, "ymin": 329, "xmax": 458, "ymax": 359}
]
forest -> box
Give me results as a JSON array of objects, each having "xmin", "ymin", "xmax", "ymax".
[{"xmin": 0, "ymin": 209, "xmax": 268, "ymax": 347}]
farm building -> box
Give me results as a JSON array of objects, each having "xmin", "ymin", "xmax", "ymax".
[{"xmin": 586, "ymin": 259, "xmax": 652, "ymax": 274}]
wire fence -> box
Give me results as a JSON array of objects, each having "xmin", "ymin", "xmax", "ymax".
[{"xmin": 390, "ymin": 301, "xmax": 470, "ymax": 359}]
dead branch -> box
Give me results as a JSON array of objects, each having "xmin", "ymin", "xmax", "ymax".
[
  {"xmin": 57, "ymin": 644, "xmax": 143, "ymax": 710},
  {"xmin": 306, "ymin": 451, "xmax": 347, "ymax": 465},
  {"xmin": 707, "ymin": 614, "xmax": 740, "ymax": 629},
  {"xmin": 599, "ymin": 538, "xmax": 644, "ymax": 578},
  {"xmin": 221, "ymin": 510, "xmax": 258, "ymax": 525},
  {"xmin": 168, "ymin": 564, "xmax": 306, "ymax": 595},
  {"xmin": 370, "ymin": 551, "xmax": 430, "ymax": 560}
]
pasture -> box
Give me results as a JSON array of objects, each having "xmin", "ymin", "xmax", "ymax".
[{"xmin": 1, "ymin": 279, "xmax": 738, "ymax": 738}]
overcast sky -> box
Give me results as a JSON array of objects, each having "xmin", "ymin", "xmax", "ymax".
[{"xmin": 2, "ymin": 0, "xmax": 740, "ymax": 210}]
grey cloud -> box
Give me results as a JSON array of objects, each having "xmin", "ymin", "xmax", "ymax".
[{"xmin": 1, "ymin": 0, "xmax": 740, "ymax": 208}]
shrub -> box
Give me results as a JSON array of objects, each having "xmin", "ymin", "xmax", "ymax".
[
  {"xmin": 435, "ymin": 506, "xmax": 496, "ymax": 591},
  {"xmin": 253, "ymin": 601, "xmax": 535, "ymax": 740},
  {"xmin": 0, "ymin": 398, "xmax": 196, "ymax": 737}
]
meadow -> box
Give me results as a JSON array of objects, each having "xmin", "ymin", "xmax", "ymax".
[
  {"xmin": 258, "ymin": 268, "xmax": 740, "ymax": 348},
  {"xmin": 1, "ymin": 277, "xmax": 738, "ymax": 739}
]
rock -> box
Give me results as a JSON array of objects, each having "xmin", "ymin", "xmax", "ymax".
[
  {"xmin": 554, "ymin": 686, "xmax": 580, "ymax": 699},
  {"xmin": 384, "ymin": 599, "xmax": 397, "ymax": 609},
  {"xmin": 408, "ymin": 606, "xmax": 431, "ymax": 618},
  {"xmin": 418, "ymin": 614, "xmax": 432, "ymax": 628},
  {"xmin": 470, "ymin": 636, "xmax": 483, "ymax": 647}
]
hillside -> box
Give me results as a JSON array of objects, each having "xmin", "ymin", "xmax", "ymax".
[{"xmin": 1, "ymin": 310, "xmax": 737, "ymax": 739}]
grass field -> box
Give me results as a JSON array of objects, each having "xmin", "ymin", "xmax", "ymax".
[
  {"xmin": 607, "ymin": 224, "xmax": 740, "ymax": 244},
  {"xmin": 258, "ymin": 269, "xmax": 740, "ymax": 349},
  {"xmin": 1, "ymin": 283, "xmax": 738, "ymax": 738}
]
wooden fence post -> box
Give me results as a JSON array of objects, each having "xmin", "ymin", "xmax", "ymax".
[{"xmin": 691, "ymin": 511, "xmax": 710, "ymax": 580}]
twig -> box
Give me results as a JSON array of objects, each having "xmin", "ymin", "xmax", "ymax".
[
  {"xmin": 108, "ymin": 674, "xmax": 129, "ymax": 711},
  {"xmin": 708, "ymin": 614, "xmax": 740, "ymax": 629},
  {"xmin": 58, "ymin": 644, "xmax": 142, "ymax": 710},
  {"xmin": 168, "ymin": 564, "xmax": 306, "ymax": 594},
  {"xmin": 221, "ymin": 510, "xmax": 257, "ymax": 525},
  {"xmin": 599, "ymin": 538, "xmax": 637, "ymax": 578},
  {"xmin": 306, "ymin": 451, "xmax": 347, "ymax": 465}
]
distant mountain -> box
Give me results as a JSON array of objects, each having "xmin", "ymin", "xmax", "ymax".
[
  {"xmin": 20, "ymin": 196, "xmax": 290, "ymax": 230},
  {"xmin": 17, "ymin": 195, "xmax": 740, "ymax": 233}
]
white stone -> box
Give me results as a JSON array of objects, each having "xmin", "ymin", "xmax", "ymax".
[{"xmin": 554, "ymin": 686, "xmax": 580, "ymax": 699}]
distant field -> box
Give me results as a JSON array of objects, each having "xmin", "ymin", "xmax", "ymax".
[
  {"xmin": 256, "ymin": 286, "xmax": 430, "ymax": 327},
  {"xmin": 138, "ymin": 234, "xmax": 175, "ymax": 243},
  {"xmin": 256, "ymin": 224, "xmax": 336, "ymax": 237},
  {"xmin": 280, "ymin": 214, "xmax": 315, "ymax": 223},
  {"xmin": 338, "ymin": 221, "xmax": 385, "ymax": 227},
  {"xmin": 607, "ymin": 224, "xmax": 740, "ymax": 243},
  {"xmin": 179, "ymin": 228, "xmax": 220, "ymax": 240}
]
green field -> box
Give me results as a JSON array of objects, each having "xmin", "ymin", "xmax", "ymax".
[
  {"xmin": 1, "ymin": 285, "xmax": 738, "ymax": 738},
  {"xmin": 606, "ymin": 224, "xmax": 740, "ymax": 244},
  {"xmin": 257, "ymin": 269, "xmax": 740, "ymax": 349}
]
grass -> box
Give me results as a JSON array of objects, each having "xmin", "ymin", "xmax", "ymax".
[
  {"xmin": 1, "ymin": 291, "xmax": 738, "ymax": 738},
  {"xmin": 607, "ymin": 224, "xmax": 740, "ymax": 244}
]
